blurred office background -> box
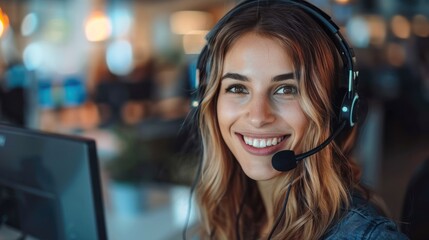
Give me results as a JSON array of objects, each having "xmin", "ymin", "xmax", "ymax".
[{"xmin": 0, "ymin": 0, "xmax": 428, "ymax": 239}]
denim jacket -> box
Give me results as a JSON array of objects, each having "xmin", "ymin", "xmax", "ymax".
[{"xmin": 323, "ymin": 194, "xmax": 409, "ymax": 240}]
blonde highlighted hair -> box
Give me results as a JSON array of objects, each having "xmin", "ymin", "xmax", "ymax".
[{"xmin": 195, "ymin": 2, "xmax": 363, "ymax": 239}]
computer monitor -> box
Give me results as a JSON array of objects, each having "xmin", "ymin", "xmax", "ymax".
[{"xmin": 0, "ymin": 124, "xmax": 107, "ymax": 240}]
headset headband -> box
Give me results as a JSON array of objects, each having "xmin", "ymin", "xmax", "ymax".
[{"xmin": 196, "ymin": 0, "xmax": 360, "ymax": 127}]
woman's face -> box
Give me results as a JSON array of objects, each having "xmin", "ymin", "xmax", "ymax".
[{"xmin": 217, "ymin": 32, "xmax": 309, "ymax": 181}]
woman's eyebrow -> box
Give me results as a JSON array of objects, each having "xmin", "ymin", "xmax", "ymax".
[
  {"xmin": 272, "ymin": 72, "xmax": 295, "ymax": 82},
  {"xmin": 221, "ymin": 72, "xmax": 248, "ymax": 81},
  {"xmin": 220, "ymin": 72, "xmax": 295, "ymax": 82}
]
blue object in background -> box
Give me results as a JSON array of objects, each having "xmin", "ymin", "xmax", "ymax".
[
  {"xmin": 38, "ymin": 80, "xmax": 55, "ymax": 109},
  {"xmin": 37, "ymin": 76, "xmax": 86, "ymax": 109},
  {"xmin": 4, "ymin": 64, "xmax": 29, "ymax": 90},
  {"xmin": 63, "ymin": 76, "xmax": 86, "ymax": 107}
]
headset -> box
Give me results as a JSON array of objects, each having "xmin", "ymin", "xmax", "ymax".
[
  {"xmin": 184, "ymin": 1, "xmax": 362, "ymax": 239},
  {"xmin": 194, "ymin": 0, "xmax": 360, "ymax": 129}
]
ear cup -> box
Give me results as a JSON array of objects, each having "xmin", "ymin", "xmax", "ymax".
[
  {"xmin": 192, "ymin": 45, "xmax": 210, "ymax": 107},
  {"xmin": 339, "ymin": 93, "xmax": 360, "ymax": 127}
]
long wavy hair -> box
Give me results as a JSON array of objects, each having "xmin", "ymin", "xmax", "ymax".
[{"xmin": 195, "ymin": 2, "xmax": 363, "ymax": 239}]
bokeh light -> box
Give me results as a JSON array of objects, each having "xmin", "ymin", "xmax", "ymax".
[
  {"xmin": 85, "ymin": 11, "xmax": 112, "ymax": 42},
  {"xmin": 0, "ymin": 8, "xmax": 10, "ymax": 38},
  {"xmin": 110, "ymin": 8, "xmax": 132, "ymax": 38},
  {"xmin": 170, "ymin": 11, "xmax": 212, "ymax": 35},
  {"xmin": 334, "ymin": 0, "xmax": 351, "ymax": 5},
  {"xmin": 386, "ymin": 42, "xmax": 406, "ymax": 67},
  {"xmin": 412, "ymin": 14, "xmax": 429, "ymax": 37},
  {"xmin": 391, "ymin": 15, "xmax": 411, "ymax": 39},
  {"xmin": 23, "ymin": 42, "xmax": 45, "ymax": 70},
  {"xmin": 21, "ymin": 13, "xmax": 39, "ymax": 37},
  {"xmin": 183, "ymin": 30, "xmax": 208, "ymax": 54},
  {"xmin": 106, "ymin": 40, "xmax": 133, "ymax": 76},
  {"xmin": 347, "ymin": 16, "xmax": 370, "ymax": 48}
]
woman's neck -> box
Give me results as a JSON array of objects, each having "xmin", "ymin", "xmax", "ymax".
[{"xmin": 257, "ymin": 179, "xmax": 277, "ymax": 235}]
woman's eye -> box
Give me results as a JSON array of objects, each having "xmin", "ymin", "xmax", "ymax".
[
  {"xmin": 274, "ymin": 85, "xmax": 298, "ymax": 95},
  {"xmin": 225, "ymin": 84, "xmax": 248, "ymax": 94}
]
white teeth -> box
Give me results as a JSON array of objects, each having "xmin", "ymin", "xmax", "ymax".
[
  {"xmin": 243, "ymin": 136, "xmax": 284, "ymax": 148},
  {"xmin": 260, "ymin": 139, "xmax": 266, "ymax": 148},
  {"xmin": 272, "ymin": 138, "xmax": 278, "ymax": 145},
  {"xmin": 253, "ymin": 139, "xmax": 259, "ymax": 147}
]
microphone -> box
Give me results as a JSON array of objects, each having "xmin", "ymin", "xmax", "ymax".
[{"xmin": 272, "ymin": 121, "xmax": 347, "ymax": 172}]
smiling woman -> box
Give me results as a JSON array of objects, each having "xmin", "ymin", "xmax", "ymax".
[
  {"xmin": 217, "ymin": 32, "xmax": 308, "ymax": 181},
  {"xmin": 187, "ymin": 0, "xmax": 409, "ymax": 240}
]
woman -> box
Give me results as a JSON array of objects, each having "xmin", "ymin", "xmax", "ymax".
[{"xmin": 191, "ymin": 0, "xmax": 407, "ymax": 239}]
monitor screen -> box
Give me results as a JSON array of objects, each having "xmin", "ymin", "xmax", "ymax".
[{"xmin": 0, "ymin": 124, "xmax": 107, "ymax": 240}]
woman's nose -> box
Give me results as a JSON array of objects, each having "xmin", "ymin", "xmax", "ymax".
[{"xmin": 246, "ymin": 95, "xmax": 275, "ymax": 128}]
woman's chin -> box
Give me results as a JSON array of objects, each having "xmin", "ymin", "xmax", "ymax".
[{"xmin": 241, "ymin": 166, "xmax": 281, "ymax": 181}]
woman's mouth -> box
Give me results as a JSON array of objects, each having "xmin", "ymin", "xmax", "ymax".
[
  {"xmin": 242, "ymin": 135, "xmax": 286, "ymax": 148},
  {"xmin": 236, "ymin": 133, "xmax": 290, "ymax": 155}
]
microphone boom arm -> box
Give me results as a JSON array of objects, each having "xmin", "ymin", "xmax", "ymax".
[{"xmin": 296, "ymin": 121, "xmax": 347, "ymax": 161}]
